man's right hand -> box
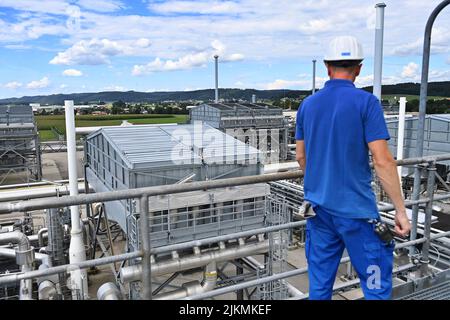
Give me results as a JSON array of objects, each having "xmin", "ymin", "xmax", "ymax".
[{"xmin": 395, "ymin": 211, "xmax": 411, "ymax": 237}]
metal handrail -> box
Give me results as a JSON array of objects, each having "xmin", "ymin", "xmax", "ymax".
[
  {"xmin": 1, "ymin": 153, "xmax": 450, "ymax": 299},
  {"xmin": 1, "ymin": 154, "xmax": 449, "ymax": 215}
]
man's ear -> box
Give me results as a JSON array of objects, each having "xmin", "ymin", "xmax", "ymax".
[
  {"xmin": 355, "ymin": 64, "xmax": 362, "ymax": 77},
  {"xmin": 325, "ymin": 63, "xmax": 332, "ymax": 77}
]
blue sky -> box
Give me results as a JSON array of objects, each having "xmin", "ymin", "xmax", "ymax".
[{"xmin": 0, "ymin": 0, "xmax": 449, "ymax": 99}]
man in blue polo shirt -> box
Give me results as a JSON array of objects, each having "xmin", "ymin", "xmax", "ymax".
[{"xmin": 296, "ymin": 36, "xmax": 411, "ymax": 300}]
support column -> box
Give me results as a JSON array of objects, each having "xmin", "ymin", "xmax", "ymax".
[{"xmin": 420, "ymin": 162, "xmax": 436, "ymax": 276}]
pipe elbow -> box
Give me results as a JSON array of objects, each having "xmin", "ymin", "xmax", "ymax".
[{"xmin": 0, "ymin": 231, "xmax": 30, "ymax": 251}]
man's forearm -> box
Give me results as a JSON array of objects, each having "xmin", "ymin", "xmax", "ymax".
[
  {"xmin": 297, "ymin": 157, "xmax": 306, "ymax": 171},
  {"xmin": 374, "ymin": 159, "xmax": 406, "ymax": 213}
]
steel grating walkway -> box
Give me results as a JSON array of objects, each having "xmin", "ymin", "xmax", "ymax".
[{"xmin": 399, "ymin": 280, "xmax": 450, "ymax": 300}]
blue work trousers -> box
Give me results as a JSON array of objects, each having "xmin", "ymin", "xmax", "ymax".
[{"xmin": 305, "ymin": 206, "xmax": 395, "ymax": 300}]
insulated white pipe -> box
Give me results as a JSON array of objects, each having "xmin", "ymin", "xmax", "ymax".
[
  {"xmin": 373, "ymin": 3, "xmax": 386, "ymax": 100},
  {"xmin": 312, "ymin": 60, "xmax": 317, "ymax": 94},
  {"xmin": 397, "ymin": 97, "xmax": 407, "ymax": 188},
  {"xmin": 154, "ymin": 262, "xmax": 217, "ymax": 300},
  {"xmin": 214, "ymin": 55, "xmax": 219, "ymax": 103},
  {"xmin": 64, "ymin": 100, "xmax": 88, "ymax": 299}
]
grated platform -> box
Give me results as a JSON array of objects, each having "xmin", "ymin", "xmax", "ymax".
[{"xmin": 399, "ymin": 280, "xmax": 450, "ymax": 300}]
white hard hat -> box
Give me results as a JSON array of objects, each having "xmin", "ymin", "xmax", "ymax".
[{"xmin": 324, "ymin": 36, "xmax": 364, "ymax": 62}]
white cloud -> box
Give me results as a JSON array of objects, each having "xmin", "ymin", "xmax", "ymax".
[
  {"xmin": 60, "ymin": 84, "xmax": 68, "ymax": 89},
  {"xmin": 355, "ymin": 74, "xmax": 374, "ymax": 87},
  {"xmin": 103, "ymin": 85, "xmax": 126, "ymax": 91},
  {"xmin": 149, "ymin": 1, "xmax": 241, "ymax": 15},
  {"xmin": 133, "ymin": 40, "xmax": 243, "ymax": 75},
  {"xmin": 4, "ymin": 81, "xmax": 23, "ymax": 89},
  {"xmin": 401, "ymin": 62, "xmax": 419, "ymax": 79},
  {"xmin": 0, "ymin": 0, "xmax": 70, "ymax": 15},
  {"xmin": 391, "ymin": 27, "xmax": 450, "ymax": 56},
  {"xmin": 298, "ymin": 19, "xmax": 333, "ymax": 34},
  {"xmin": 26, "ymin": 77, "xmax": 50, "ymax": 89},
  {"xmin": 50, "ymin": 38, "xmax": 152, "ymax": 65},
  {"xmin": 76, "ymin": 0, "xmax": 124, "ymax": 13},
  {"xmin": 135, "ymin": 38, "xmax": 151, "ymax": 48},
  {"xmin": 62, "ymin": 69, "xmax": 83, "ymax": 77},
  {"xmin": 50, "ymin": 38, "xmax": 124, "ymax": 65},
  {"xmin": 264, "ymin": 79, "xmax": 306, "ymax": 90},
  {"xmin": 263, "ymin": 74, "xmax": 327, "ymax": 90}
]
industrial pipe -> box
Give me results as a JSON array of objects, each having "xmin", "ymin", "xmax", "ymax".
[
  {"xmin": 411, "ymin": 0, "xmax": 450, "ymax": 254},
  {"xmin": 421, "ymin": 163, "xmax": 437, "ymax": 276},
  {"xmin": 65, "ymin": 100, "xmax": 88, "ymax": 300},
  {"xmin": 373, "ymin": 3, "xmax": 386, "ymax": 100},
  {"xmin": 312, "ymin": 60, "xmax": 317, "ymax": 94},
  {"xmin": 2, "ymin": 153, "xmax": 450, "ymax": 216},
  {"xmin": 38, "ymin": 228, "xmax": 48, "ymax": 248},
  {"xmin": 214, "ymin": 55, "xmax": 219, "ymax": 103},
  {"xmin": 120, "ymin": 240, "xmax": 269, "ymax": 283},
  {"xmin": 97, "ymin": 282, "xmax": 122, "ymax": 300},
  {"xmin": 154, "ymin": 262, "xmax": 217, "ymax": 300},
  {"xmin": 1, "ymin": 223, "xmax": 450, "ymax": 289},
  {"xmin": 244, "ymin": 256, "xmax": 304, "ymax": 299},
  {"xmin": 0, "ymin": 231, "xmax": 34, "ymax": 300},
  {"xmin": 37, "ymin": 264, "xmax": 58, "ymax": 300},
  {"xmin": 139, "ymin": 195, "xmax": 152, "ymax": 300},
  {"xmin": 397, "ymin": 97, "xmax": 407, "ymax": 186},
  {"xmin": 0, "ymin": 183, "xmax": 91, "ymax": 202},
  {"xmin": 0, "ymin": 247, "xmax": 50, "ymax": 267}
]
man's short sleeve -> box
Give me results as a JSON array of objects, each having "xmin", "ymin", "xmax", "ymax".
[
  {"xmin": 295, "ymin": 102, "xmax": 305, "ymax": 141},
  {"xmin": 364, "ymin": 96, "xmax": 390, "ymax": 143}
]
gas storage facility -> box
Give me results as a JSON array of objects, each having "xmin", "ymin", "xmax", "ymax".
[
  {"xmin": 0, "ymin": 105, "xmax": 41, "ymax": 185},
  {"xmin": 189, "ymin": 103, "xmax": 288, "ymax": 162},
  {"xmin": 0, "ymin": 1, "xmax": 450, "ymax": 301}
]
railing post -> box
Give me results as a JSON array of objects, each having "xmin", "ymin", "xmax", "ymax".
[
  {"xmin": 139, "ymin": 195, "xmax": 152, "ymax": 300},
  {"xmin": 409, "ymin": 164, "xmax": 424, "ymax": 256},
  {"xmin": 420, "ymin": 162, "xmax": 436, "ymax": 276}
]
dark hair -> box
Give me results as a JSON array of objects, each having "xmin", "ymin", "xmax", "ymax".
[{"xmin": 326, "ymin": 60, "xmax": 362, "ymax": 68}]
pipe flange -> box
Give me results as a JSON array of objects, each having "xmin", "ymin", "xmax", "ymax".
[
  {"xmin": 15, "ymin": 246, "xmax": 35, "ymax": 266},
  {"xmin": 183, "ymin": 281, "xmax": 202, "ymax": 296},
  {"xmin": 97, "ymin": 282, "xmax": 122, "ymax": 300}
]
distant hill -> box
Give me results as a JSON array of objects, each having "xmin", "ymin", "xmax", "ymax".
[
  {"xmin": 0, "ymin": 89, "xmax": 310, "ymax": 105},
  {"xmin": 362, "ymin": 81, "xmax": 450, "ymax": 97},
  {"xmin": 0, "ymin": 81, "xmax": 449, "ymax": 105}
]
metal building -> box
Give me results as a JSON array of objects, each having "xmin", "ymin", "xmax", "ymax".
[
  {"xmin": 189, "ymin": 103, "xmax": 288, "ymax": 162},
  {"xmin": 85, "ymin": 123, "xmax": 267, "ymax": 248},
  {"xmin": 0, "ymin": 105, "xmax": 42, "ymax": 184},
  {"xmin": 387, "ymin": 114, "xmax": 450, "ymax": 161}
]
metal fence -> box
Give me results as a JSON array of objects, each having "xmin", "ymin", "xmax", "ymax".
[{"xmin": 1, "ymin": 154, "xmax": 450, "ymax": 300}]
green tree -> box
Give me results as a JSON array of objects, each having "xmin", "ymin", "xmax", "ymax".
[{"xmin": 111, "ymin": 100, "xmax": 126, "ymax": 114}]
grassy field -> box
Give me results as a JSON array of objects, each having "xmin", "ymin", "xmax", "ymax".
[
  {"xmin": 36, "ymin": 114, "xmax": 189, "ymax": 141},
  {"xmin": 382, "ymin": 94, "xmax": 447, "ymax": 101}
]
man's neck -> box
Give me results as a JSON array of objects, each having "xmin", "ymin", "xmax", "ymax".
[{"xmin": 330, "ymin": 75, "xmax": 355, "ymax": 82}]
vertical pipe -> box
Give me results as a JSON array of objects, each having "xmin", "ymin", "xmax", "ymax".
[
  {"xmin": 236, "ymin": 259, "xmax": 244, "ymax": 300},
  {"xmin": 214, "ymin": 55, "xmax": 219, "ymax": 103},
  {"xmin": 312, "ymin": 60, "xmax": 317, "ymax": 94},
  {"xmin": 252, "ymin": 94, "xmax": 256, "ymax": 104},
  {"xmin": 397, "ymin": 97, "xmax": 407, "ymax": 187},
  {"xmin": 420, "ymin": 162, "xmax": 436, "ymax": 276},
  {"xmin": 410, "ymin": 0, "xmax": 449, "ymax": 252},
  {"xmin": 140, "ymin": 195, "xmax": 152, "ymax": 300},
  {"xmin": 373, "ymin": 3, "xmax": 386, "ymax": 101},
  {"xmin": 64, "ymin": 100, "xmax": 88, "ymax": 299},
  {"xmin": 416, "ymin": 0, "xmax": 450, "ymax": 159}
]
